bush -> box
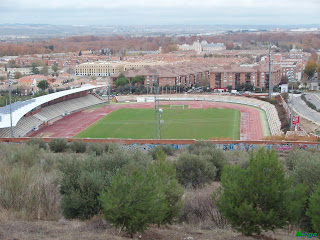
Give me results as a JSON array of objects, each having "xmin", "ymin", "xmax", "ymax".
[
  {"xmin": 287, "ymin": 150, "xmax": 320, "ymax": 195},
  {"xmin": 306, "ymin": 183, "xmax": 320, "ymax": 233},
  {"xmin": 49, "ymin": 138, "xmax": 68, "ymax": 153},
  {"xmin": 70, "ymin": 140, "xmax": 87, "ymax": 153},
  {"xmin": 150, "ymin": 144, "xmax": 175, "ymax": 159},
  {"xmin": 58, "ymin": 148, "xmax": 152, "ymax": 220},
  {"xmin": 2, "ymin": 144, "xmax": 41, "ymax": 167},
  {"xmin": 175, "ymin": 153, "xmax": 217, "ymax": 188},
  {"xmin": 214, "ymin": 149, "xmax": 307, "ymax": 236},
  {"xmin": 198, "ymin": 147, "xmax": 227, "ymax": 180},
  {"xmin": 100, "ymin": 158, "xmax": 183, "ymax": 238},
  {"xmin": 86, "ymin": 142, "xmax": 120, "ymax": 155},
  {"xmin": 179, "ymin": 189, "xmax": 227, "ymax": 228},
  {"xmin": 187, "ymin": 141, "xmax": 216, "ymax": 155},
  {"xmin": 0, "ymin": 164, "xmax": 59, "ymax": 220},
  {"xmin": 26, "ymin": 138, "xmax": 47, "ymax": 150}
]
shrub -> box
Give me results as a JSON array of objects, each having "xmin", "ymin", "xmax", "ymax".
[
  {"xmin": 287, "ymin": 150, "xmax": 320, "ymax": 195},
  {"xmin": 0, "ymin": 164, "xmax": 59, "ymax": 220},
  {"xmin": 306, "ymin": 183, "xmax": 320, "ymax": 233},
  {"xmin": 86, "ymin": 142, "xmax": 105, "ymax": 155},
  {"xmin": 100, "ymin": 158, "xmax": 183, "ymax": 237},
  {"xmin": 179, "ymin": 189, "xmax": 227, "ymax": 228},
  {"xmin": 49, "ymin": 138, "xmax": 68, "ymax": 153},
  {"xmin": 187, "ymin": 141, "xmax": 216, "ymax": 155},
  {"xmin": 150, "ymin": 144, "xmax": 175, "ymax": 159},
  {"xmin": 58, "ymin": 148, "xmax": 151, "ymax": 220},
  {"xmin": 58, "ymin": 155, "xmax": 113, "ymax": 220},
  {"xmin": 70, "ymin": 140, "xmax": 87, "ymax": 153},
  {"xmin": 4, "ymin": 144, "xmax": 41, "ymax": 167},
  {"xmin": 175, "ymin": 153, "xmax": 217, "ymax": 189},
  {"xmin": 26, "ymin": 138, "xmax": 47, "ymax": 150},
  {"xmin": 214, "ymin": 149, "xmax": 307, "ymax": 236},
  {"xmin": 198, "ymin": 147, "xmax": 227, "ymax": 180}
]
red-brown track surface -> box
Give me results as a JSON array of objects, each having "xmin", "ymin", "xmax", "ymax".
[{"xmin": 28, "ymin": 101, "xmax": 264, "ymax": 140}]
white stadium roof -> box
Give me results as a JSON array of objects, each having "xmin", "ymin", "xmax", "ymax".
[{"xmin": 0, "ymin": 84, "xmax": 105, "ymax": 128}]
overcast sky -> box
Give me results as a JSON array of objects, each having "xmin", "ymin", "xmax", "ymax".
[{"xmin": 1, "ymin": 0, "xmax": 320, "ymax": 25}]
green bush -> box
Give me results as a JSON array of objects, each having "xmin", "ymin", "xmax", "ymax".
[
  {"xmin": 150, "ymin": 144, "xmax": 175, "ymax": 159},
  {"xmin": 86, "ymin": 142, "xmax": 120, "ymax": 155},
  {"xmin": 58, "ymin": 148, "xmax": 152, "ymax": 220},
  {"xmin": 198, "ymin": 147, "xmax": 227, "ymax": 180},
  {"xmin": 49, "ymin": 138, "xmax": 68, "ymax": 153},
  {"xmin": 287, "ymin": 150, "xmax": 320, "ymax": 195},
  {"xmin": 70, "ymin": 140, "xmax": 87, "ymax": 153},
  {"xmin": 26, "ymin": 138, "xmax": 47, "ymax": 150},
  {"xmin": 175, "ymin": 153, "xmax": 217, "ymax": 188},
  {"xmin": 214, "ymin": 149, "xmax": 306, "ymax": 236},
  {"xmin": 306, "ymin": 183, "xmax": 320, "ymax": 233},
  {"xmin": 187, "ymin": 141, "xmax": 216, "ymax": 155},
  {"xmin": 100, "ymin": 158, "xmax": 183, "ymax": 238},
  {"xmin": 4, "ymin": 144, "xmax": 40, "ymax": 167}
]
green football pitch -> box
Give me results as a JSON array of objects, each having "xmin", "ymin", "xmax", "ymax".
[{"xmin": 75, "ymin": 108, "xmax": 241, "ymax": 140}]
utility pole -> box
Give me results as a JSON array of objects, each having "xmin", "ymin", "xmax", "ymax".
[
  {"xmin": 268, "ymin": 43, "xmax": 273, "ymax": 98},
  {"xmin": 9, "ymin": 72, "xmax": 14, "ymax": 137},
  {"xmin": 107, "ymin": 54, "xmax": 110, "ymax": 104}
]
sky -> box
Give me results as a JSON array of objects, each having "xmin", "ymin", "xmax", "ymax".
[{"xmin": 1, "ymin": 0, "xmax": 320, "ymax": 26}]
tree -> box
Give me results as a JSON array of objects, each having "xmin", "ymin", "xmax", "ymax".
[
  {"xmin": 304, "ymin": 60, "xmax": 318, "ymax": 79},
  {"xmin": 115, "ymin": 74, "xmax": 129, "ymax": 87},
  {"xmin": 199, "ymin": 76, "xmax": 210, "ymax": 87},
  {"xmin": 37, "ymin": 80, "xmax": 49, "ymax": 91},
  {"xmin": 14, "ymin": 71, "xmax": 22, "ymax": 79},
  {"xmin": 132, "ymin": 76, "xmax": 145, "ymax": 85},
  {"xmin": 48, "ymin": 45, "xmax": 54, "ymax": 51},
  {"xmin": 31, "ymin": 63, "xmax": 39, "ymax": 74},
  {"xmin": 175, "ymin": 153, "xmax": 217, "ymax": 189},
  {"xmin": 78, "ymin": 50, "xmax": 82, "ymax": 56},
  {"xmin": 227, "ymin": 85, "xmax": 233, "ymax": 92},
  {"xmin": 214, "ymin": 149, "xmax": 306, "ymax": 236},
  {"xmin": 40, "ymin": 65, "xmax": 49, "ymax": 76},
  {"xmin": 306, "ymin": 183, "xmax": 320, "ymax": 233},
  {"xmin": 52, "ymin": 63, "xmax": 58, "ymax": 73}
]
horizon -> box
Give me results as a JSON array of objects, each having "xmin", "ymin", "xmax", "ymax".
[{"xmin": 1, "ymin": 0, "xmax": 320, "ymax": 26}]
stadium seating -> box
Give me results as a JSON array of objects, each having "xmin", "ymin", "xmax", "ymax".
[{"xmin": 0, "ymin": 94, "xmax": 105, "ymax": 137}]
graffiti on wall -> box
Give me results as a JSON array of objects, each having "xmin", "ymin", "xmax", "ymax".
[{"xmin": 122, "ymin": 142, "xmax": 320, "ymax": 152}]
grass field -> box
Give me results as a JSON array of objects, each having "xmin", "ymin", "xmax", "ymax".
[{"xmin": 75, "ymin": 108, "xmax": 240, "ymax": 139}]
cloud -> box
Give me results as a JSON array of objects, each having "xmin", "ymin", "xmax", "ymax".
[{"xmin": 1, "ymin": 0, "xmax": 319, "ymax": 25}]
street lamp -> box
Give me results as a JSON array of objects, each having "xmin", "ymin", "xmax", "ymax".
[
  {"xmin": 288, "ymin": 71, "xmax": 295, "ymax": 131},
  {"xmin": 9, "ymin": 72, "xmax": 14, "ymax": 137}
]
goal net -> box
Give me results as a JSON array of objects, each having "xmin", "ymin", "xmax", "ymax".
[{"xmin": 170, "ymin": 105, "xmax": 185, "ymax": 110}]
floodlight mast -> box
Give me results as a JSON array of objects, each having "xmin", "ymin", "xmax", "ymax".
[
  {"xmin": 268, "ymin": 43, "xmax": 273, "ymax": 99},
  {"xmin": 9, "ymin": 72, "xmax": 14, "ymax": 137}
]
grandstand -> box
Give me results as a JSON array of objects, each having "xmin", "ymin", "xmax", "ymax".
[{"xmin": 0, "ymin": 84, "xmax": 105, "ymax": 137}]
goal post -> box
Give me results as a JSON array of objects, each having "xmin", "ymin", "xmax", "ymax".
[{"xmin": 170, "ymin": 105, "xmax": 185, "ymax": 110}]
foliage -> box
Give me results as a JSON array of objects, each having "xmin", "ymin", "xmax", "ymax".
[
  {"xmin": 48, "ymin": 138, "xmax": 68, "ymax": 153},
  {"xmin": 306, "ymin": 183, "xmax": 320, "ymax": 233},
  {"xmin": 132, "ymin": 76, "xmax": 145, "ymax": 84},
  {"xmin": 150, "ymin": 144, "xmax": 175, "ymax": 159},
  {"xmin": 286, "ymin": 149, "xmax": 320, "ymax": 195},
  {"xmin": 14, "ymin": 71, "xmax": 22, "ymax": 79},
  {"xmin": 115, "ymin": 77, "xmax": 129, "ymax": 87},
  {"xmin": 187, "ymin": 141, "xmax": 216, "ymax": 155},
  {"xmin": 37, "ymin": 80, "xmax": 49, "ymax": 91},
  {"xmin": 214, "ymin": 149, "xmax": 306, "ymax": 236},
  {"xmin": 99, "ymin": 157, "xmax": 183, "ymax": 237},
  {"xmin": 175, "ymin": 153, "xmax": 217, "ymax": 188},
  {"xmin": 198, "ymin": 147, "xmax": 227, "ymax": 180},
  {"xmin": 301, "ymin": 95, "xmax": 319, "ymax": 112},
  {"xmin": 304, "ymin": 60, "xmax": 318, "ymax": 79},
  {"xmin": 26, "ymin": 138, "xmax": 47, "ymax": 150},
  {"xmin": 58, "ymin": 148, "xmax": 151, "ymax": 220},
  {"xmin": 69, "ymin": 140, "xmax": 87, "ymax": 153}
]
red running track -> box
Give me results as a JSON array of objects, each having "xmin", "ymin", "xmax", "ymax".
[{"xmin": 28, "ymin": 101, "xmax": 264, "ymax": 140}]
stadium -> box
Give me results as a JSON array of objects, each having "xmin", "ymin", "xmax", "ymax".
[{"xmin": 0, "ymin": 84, "xmax": 282, "ymax": 140}]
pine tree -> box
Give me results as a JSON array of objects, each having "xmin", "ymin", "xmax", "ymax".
[{"xmin": 214, "ymin": 148, "xmax": 306, "ymax": 236}]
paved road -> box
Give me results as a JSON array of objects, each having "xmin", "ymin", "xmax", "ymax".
[
  {"xmin": 305, "ymin": 93, "xmax": 320, "ymax": 111},
  {"xmin": 293, "ymin": 94, "xmax": 320, "ymax": 126}
]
